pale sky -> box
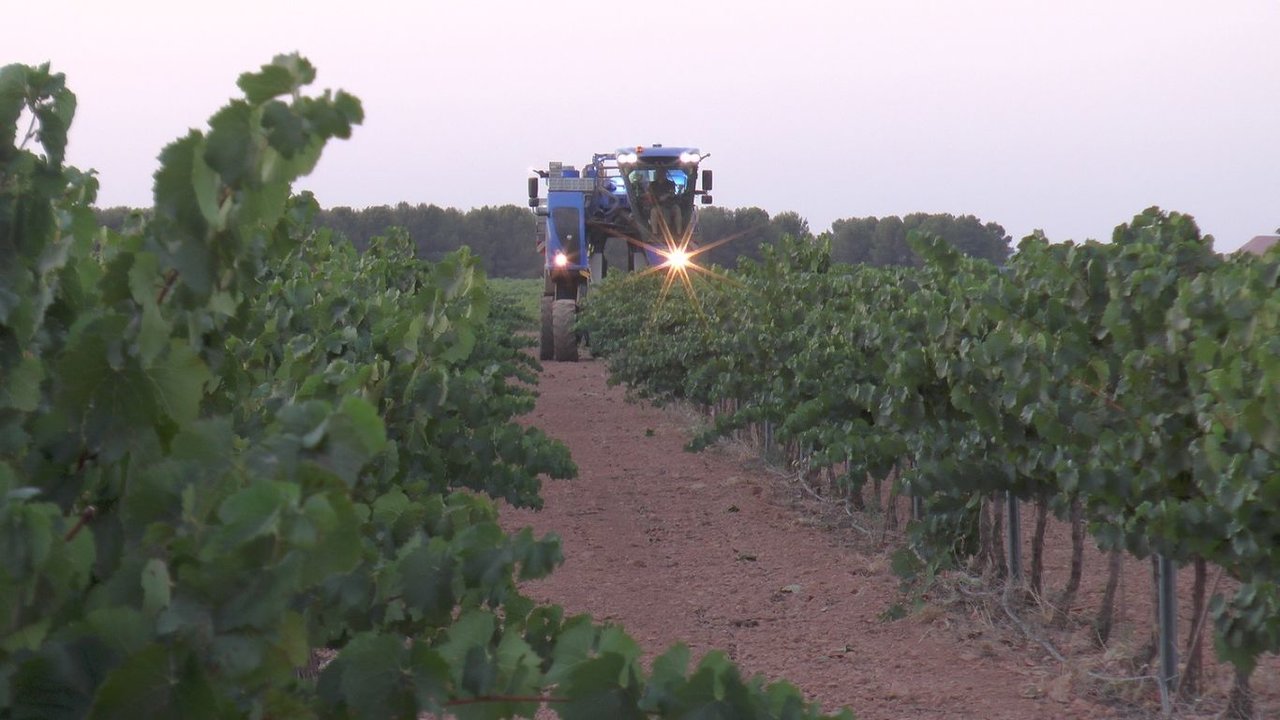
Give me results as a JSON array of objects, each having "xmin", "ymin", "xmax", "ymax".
[{"xmin": 12, "ymin": 1, "xmax": 1279, "ymax": 250}]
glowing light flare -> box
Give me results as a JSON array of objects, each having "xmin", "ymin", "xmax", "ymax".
[
  {"xmin": 553, "ymin": 252, "xmax": 569, "ymax": 268},
  {"xmin": 641, "ymin": 219, "xmax": 736, "ymax": 286},
  {"xmin": 662, "ymin": 245, "xmax": 691, "ymax": 271},
  {"xmin": 621, "ymin": 217, "xmax": 745, "ymax": 328},
  {"xmin": 614, "ymin": 208, "xmax": 749, "ymax": 342}
]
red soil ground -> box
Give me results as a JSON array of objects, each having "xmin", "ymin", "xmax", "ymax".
[{"xmin": 501, "ymin": 358, "xmax": 1278, "ymax": 719}]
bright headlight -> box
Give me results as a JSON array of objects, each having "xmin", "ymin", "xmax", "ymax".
[
  {"xmin": 617, "ymin": 152, "xmax": 638, "ymax": 164},
  {"xmin": 679, "ymin": 151, "xmax": 701, "ymax": 163},
  {"xmin": 553, "ymin": 252, "xmax": 569, "ymax": 267},
  {"xmin": 666, "ymin": 248, "xmax": 690, "ymax": 270}
]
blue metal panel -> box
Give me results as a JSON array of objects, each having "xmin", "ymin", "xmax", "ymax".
[{"xmin": 545, "ymin": 190, "xmax": 589, "ymax": 271}]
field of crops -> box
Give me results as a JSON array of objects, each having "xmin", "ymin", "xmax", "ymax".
[
  {"xmin": 488, "ymin": 277, "xmax": 545, "ymax": 323},
  {"xmin": 0, "ymin": 58, "xmax": 856, "ymax": 719},
  {"xmin": 6, "ymin": 49, "xmax": 1277, "ymax": 719},
  {"xmin": 580, "ymin": 220, "xmax": 1280, "ymax": 717}
]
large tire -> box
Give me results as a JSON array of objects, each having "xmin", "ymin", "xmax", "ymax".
[
  {"xmin": 539, "ymin": 296, "xmax": 553, "ymax": 361},
  {"xmin": 552, "ymin": 298, "xmax": 578, "ymax": 362}
]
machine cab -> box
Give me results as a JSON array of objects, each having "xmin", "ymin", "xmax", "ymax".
[{"xmin": 615, "ymin": 146, "xmax": 711, "ymax": 241}]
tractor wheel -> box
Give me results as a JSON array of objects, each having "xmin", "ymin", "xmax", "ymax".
[
  {"xmin": 552, "ymin": 298, "xmax": 578, "ymax": 362},
  {"xmin": 539, "ymin": 296, "xmax": 554, "ymax": 361}
]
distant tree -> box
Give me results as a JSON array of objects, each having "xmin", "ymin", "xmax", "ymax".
[
  {"xmin": 93, "ymin": 206, "xmax": 140, "ymax": 232},
  {"xmin": 871, "ymin": 215, "xmax": 909, "ymax": 266},
  {"xmin": 691, "ymin": 207, "xmax": 732, "ymax": 256},
  {"xmin": 770, "ymin": 210, "xmax": 811, "ymax": 243},
  {"xmin": 464, "ymin": 205, "xmax": 539, "ymax": 277},
  {"xmin": 827, "ymin": 212, "xmax": 1011, "ymax": 267},
  {"xmin": 726, "ymin": 207, "xmax": 774, "ymax": 265},
  {"xmin": 313, "ymin": 203, "xmax": 819, "ymax": 278},
  {"xmin": 317, "ymin": 206, "xmax": 361, "ymax": 246},
  {"xmin": 903, "ymin": 212, "xmax": 1010, "ymax": 265},
  {"xmin": 693, "ymin": 206, "xmax": 811, "ymax": 268},
  {"xmin": 96, "ymin": 201, "xmax": 1010, "ymax": 276},
  {"xmin": 827, "ymin": 216, "xmax": 877, "ymax": 265},
  {"xmin": 315, "ymin": 203, "xmax": 540, "ymax": 277}
]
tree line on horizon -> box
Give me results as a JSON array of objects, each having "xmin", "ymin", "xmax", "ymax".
[{"xmin": 96, "ymin": 203, "xmax": 1013, "ymax": 277}]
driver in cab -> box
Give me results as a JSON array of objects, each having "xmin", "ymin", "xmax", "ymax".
[
  {"xmin": 647, "ymin": 170, "xmax": 678, "ymax": 233},
  {"xmin": 649, "ymin": 170, "xmax": 675, "ymax": 203}
]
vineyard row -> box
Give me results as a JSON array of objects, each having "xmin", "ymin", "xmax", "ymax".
[{"xmin": 580, "ymin": 214, "xmax": 1279, "ymax": 714}]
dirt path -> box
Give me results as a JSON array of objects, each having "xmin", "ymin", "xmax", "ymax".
[{"xmin": 501, "ymin": 358, "xmax": 1115, "ymax": 720}]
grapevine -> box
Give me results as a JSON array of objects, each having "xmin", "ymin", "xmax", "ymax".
[
  {"xmin": 0, "ymin": 57, "xmax": 854, "ymax": 719},
  {"xmin": 581, "ymin": 213, "xmax": 1280, "ymax": 709}
]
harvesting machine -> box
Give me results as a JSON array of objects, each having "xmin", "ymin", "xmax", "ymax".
[{"xmin": 527, "ymin": 145, "xmax": 713, "ymax": 361}]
